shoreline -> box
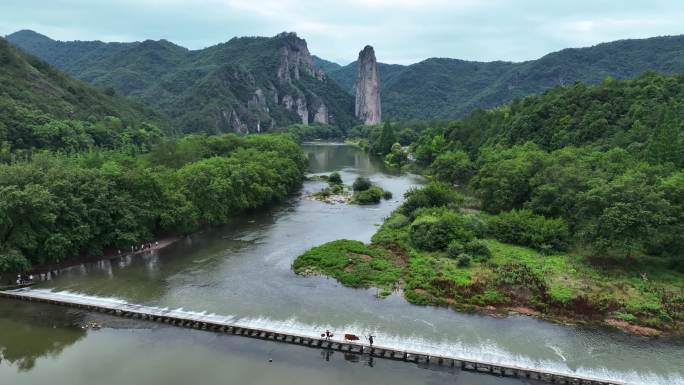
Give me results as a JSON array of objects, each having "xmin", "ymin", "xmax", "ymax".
[
  {"xmin": 294, "ymin": 265, "xmax": 681, "ymax": 339},
  {"xmin": 415, "ymin": 291, "xmax": 679, "ymax": 338},
  {"xmin": 24, "ymin": 236, "xmax": 180, "ymax": 277},
  {"xmin": 296, "ymin": 161, "xmax": 684, "ymax": 339}
]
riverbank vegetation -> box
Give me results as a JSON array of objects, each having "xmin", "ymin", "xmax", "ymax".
[
  {"xmin": 280, "ymin": 123, "xmax": 345, "ymax": 143},
  {"xmin": 0, "ymin": 133, "xmax": 305, "ymax": 273},
  {"xmin": 295, "ymin": 73, "xmax": 684, "ymax": 335}
]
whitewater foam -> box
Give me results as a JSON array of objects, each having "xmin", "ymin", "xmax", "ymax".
[{"xmin": 7, "ymin": 289, "xmax": 682, "ymax": 385}]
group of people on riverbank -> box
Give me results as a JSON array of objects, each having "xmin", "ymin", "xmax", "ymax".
[
  {"xmin": 15, "ymin": 274, "xmax": 34, "ymax": 285},
  {"xmin": 118, "ymin": 241, "xmax": 159, "ymax": 256}
]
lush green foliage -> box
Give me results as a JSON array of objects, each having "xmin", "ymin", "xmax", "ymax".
[
  {"xmin": 295, "ymin": 180, "xmax": 684, "ymax": 332},
  {"xmin": 427, "ymin": 150, "xmax": 474, "ymax": 185},
  {"xmin": 0, "ymin": 134, "xmax": 305, "ymax": 273},
  {"xmin": 281, "ymin": 124, "xmax": 345, "ymax": 142},
  {"xmin": 7, "ymin": 31, "xmax": 357, "ymax": 134},
  {"xmin": 463, "ymin": 239, "xmax": 492, "ymax": 260},
  {"xmin": 375, "ymin": 121, "xmax": 396, "ymax": 155},
  {"xmin": 328, "ymin": 172, "xmax": 342, "ymax": 185},
  {"xmin": 347, "ymin": 121, "xmax": 430, "ymax": 155},
  {"xmin": 355, "ymin": 186, "xmax": 385, "ymax": 205},
  {"xmin": 411, "ymin": 74, "xmax": 684, "ymax": 265},
  {"xmin": 446, "ymin": 240, "xmax": 464, "ymax": 259},
  {"xmin": 325, "ymin": 35, "xmax": 684, "ymax": 121},
  {"xmin": 0, "ymin": 37, "xmax": 164, "ymax": 159},
  {"xmin": 416, "ymin": 73, "xmax": 684, "ymax": 158},
  {"xmin": 408, "ymin": 210, "xmax": 475, "ymax": 251},
  {"xmin": 401, "ymin": 182, "xmax": 464, "ymax": 217},
  {"xmin": 488, "ymin": 209, "xmax": 569, "ymax": 252},
  {"xmin": 292, "ymin": 239, "xmax": 401, "ymax": 289},
  {"xmin": 384, "ymin": 143, "xmax": 408, "ymax": 168},
  {"xmin": 352, "ymin": 177, "xmax": 372, "ymax": 192},
  {"xmin": 295, "ymin": 62, "xmax": 684, "ymax": 333}
]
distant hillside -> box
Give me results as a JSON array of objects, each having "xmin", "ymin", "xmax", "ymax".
[
  {"xmin": 324, "ymin": 35, "xmax": 684, "ymax": 120},
  {"xmin": 7, "ymin": 30, "xmax": 358, "ymax": 134},
  {"xmin": 327, "ymin": 61, "xmax": 406, "ymax": 95},
  {"xmin": 0, "ymin": 36, "xmax": 162, "ymax": 153},
  {"xmin": 312, "ymin": 55, "xmax": 341, "ymax": 73}
]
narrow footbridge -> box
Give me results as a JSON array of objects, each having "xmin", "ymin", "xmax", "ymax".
[{"xmin": 1, "ymin": 289, "xmax": 625, "ymax": 385}]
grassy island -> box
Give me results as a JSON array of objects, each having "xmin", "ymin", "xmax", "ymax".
[
  {"xmin": 295, "ymin": 182, "xmax": 684, "ymax": 336},
  {"xmin": 309, "ymin": 173, "xmax": 392, "ymax": 205}
]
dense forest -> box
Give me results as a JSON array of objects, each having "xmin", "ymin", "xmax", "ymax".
[
  {"xmin": 296, "ymin": 72, "xmax": 684, "ymax": 333},
  {"xmin": 0, "ymin": 37, "xmax": 164, "ymax": 160},
  {"xmin": 0, "ymin": 36, "xmax": 309, "ymax": 275},
  {"xmin": 6, "ymin": 30, "xmax": 357, "ymax": 134},
  {"xmin": 322, "ymin": 34, "xmax": 684, "ymax": 121},
  {"xmin": 0, "ymin": 134, "xmax": 305, "ymax": 273}
]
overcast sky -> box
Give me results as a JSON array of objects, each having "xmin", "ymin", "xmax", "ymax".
[{"xmin": 1, "ymin": 0, "xmax": 683, "ymax": 65}]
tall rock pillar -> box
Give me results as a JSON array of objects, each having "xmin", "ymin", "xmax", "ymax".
[{"xmin": 355, "ymin": 45, "xmax": 381, "ymax": 125}]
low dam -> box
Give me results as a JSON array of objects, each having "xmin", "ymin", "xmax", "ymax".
[{"xmin": 1, "ymin": 288, "xmax": 625, "ymax": 385}]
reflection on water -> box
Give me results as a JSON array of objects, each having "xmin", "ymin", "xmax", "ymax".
[
  {"xmin": 0, "ymin": 300, "xmax": 85, "ymax": 371},
  {"xmin": 0, "ymin": 300, "xmax": 536, "ymax": 385},
  {"xmin": 1, "ymin": 144, "xmax": 683, "ymax": 385},
  {"xmin": 306, "ymin": 142, "xmax": 396, "ymax": 175}
]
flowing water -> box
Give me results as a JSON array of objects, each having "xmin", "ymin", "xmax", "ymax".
[{"xmin": 1, "ymin": 143, "xmax": 682, "ymax": 385}]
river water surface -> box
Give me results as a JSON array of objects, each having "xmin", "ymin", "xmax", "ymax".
[{"xmin": 1, "ymin": 144, "xmax": 682, "ymax": 385}]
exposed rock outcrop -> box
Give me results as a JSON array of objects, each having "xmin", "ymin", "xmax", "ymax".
[
  {"xmin": 312, "ymin": 99, "xmax": 329, "ymax": 124},
  {"xmin": 296, "ymin": 96, "xmax": 309, "ymax": 125},
  {"xmin": 276, "ymin": 32, "xmax": 317, "ymax": 83},
  {"xmin": 355, "ymin": 45, "xmax": 381, "ymax": 125},
  {"xmin": 248, "ymin": 88, "xmax": 268, "ymax": 111},
  {"xmin": 282, "ymin": 94, "xmax": 295, "ymax": 110},
  {"xmin": 226, "ymin": 109, "xmax": 245, "ymax": 133}
]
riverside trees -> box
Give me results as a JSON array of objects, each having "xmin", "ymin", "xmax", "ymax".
[{"xmin": 0, "ymin": 134, "xmax": 305, "ymax": 273}]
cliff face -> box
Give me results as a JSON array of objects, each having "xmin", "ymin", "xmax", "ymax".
[
  {"xmin": 276, "ymin": 32, "xmax": 325, "ymax": 83},
  {"xmin": 355, "ymin": 45, "xmax": 381, "ymax": 125},
  {"xmin": 7, "ymin": 30, "xmax": 356, "ymax": 134}
]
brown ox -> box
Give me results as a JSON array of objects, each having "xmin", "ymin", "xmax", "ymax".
[{"xmin": 344, "ymin": 333, "xmax": 360, "ymax": 341}]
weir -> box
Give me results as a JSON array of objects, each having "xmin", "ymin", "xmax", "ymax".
[{"xmin": 0, "ymin": 288, "xmax": 625, "ymax": 385}]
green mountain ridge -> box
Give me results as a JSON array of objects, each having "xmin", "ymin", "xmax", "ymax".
[
  {"xmin": 7, "ymin": 30, "xmax": 358, "ymax": 134},
  {"xmin": 324, "ymin": 34, "xmax": 684, "ymax": 120},
  {"xmin": 0, "ymin": 36, "xmax": 163, "ymax": 155}
]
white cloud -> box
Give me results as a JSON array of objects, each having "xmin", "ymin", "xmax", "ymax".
[{"xmin": 2, "ymin": 0, "xmax": 683, "ymax": 64}]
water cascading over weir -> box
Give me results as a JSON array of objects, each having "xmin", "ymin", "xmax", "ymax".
[{"xmin": 0, "ymin": 288, "xmax": 625, "ymax": 385}]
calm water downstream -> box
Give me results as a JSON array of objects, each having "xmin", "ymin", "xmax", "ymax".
[{"xmin": 1, "ymin": 144, "xmax": 682, "ymax": 385}]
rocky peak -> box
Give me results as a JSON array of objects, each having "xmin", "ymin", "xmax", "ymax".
[
  {"xmin": 276, "ymin": 32, "xmax": 321, "ymax": 83},
  {"xmin": 355, "ymin": 45, "xmax": 381, "ymax": 125}
]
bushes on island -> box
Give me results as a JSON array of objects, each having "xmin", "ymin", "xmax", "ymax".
[
  {"xmin": 488, "ymin": 209, "xmax": 569, "ymax": 252},
  {"xmin": 401, "ymin": 182, "xmax": 464, "ymax": 217},
  {"xmin": 408, "ymin": 210, "xmax": 475, "ymax": 251},
  {"xmin": 352, "ymin": 177, "xmax": 372, "ymax": 192},
  {"xmin": 328, "ymin": 172, "xmax": 343, "ymax": 185},
  {"xmin": 355, "ymin": 186, "xmax": 385, "ymax": 204}
]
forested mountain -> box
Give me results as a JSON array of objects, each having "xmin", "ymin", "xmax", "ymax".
[
  {"xmin": 0, "ymin": 37, "xmax": 163, "ymax": 158},
  {"xmin": 6, "ymin": 30, "xmax": 357, "ymax": 134},
  {"xmin": 411, "ymin": 72, "xmax": 684, "ymax": 263},
  {"xmin": 411, "ymin": 72, "xmax": 684, "ymax": 159},
  {"xmin": 325, "ymin": 35, "xmax": 684, "ymax": 121},
  {"xmin": 312, "ymin": 55, "xmax": 341, "ymax": 73},
  {"xmin": 317, "ymin": 71, "xmax": 684, "ymax": 332}
]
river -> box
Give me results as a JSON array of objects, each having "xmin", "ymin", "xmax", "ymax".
[{"xmin": 1, "ymin": 143, "xmax": 682, "ymax": 385}]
